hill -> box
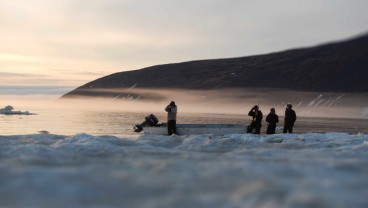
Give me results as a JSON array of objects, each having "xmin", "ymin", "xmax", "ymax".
[{"xmin": 61, "ymin": 34, "xmax": 368, "ymax": 99}]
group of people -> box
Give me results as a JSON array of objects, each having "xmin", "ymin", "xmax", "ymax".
[
  {"xmin": 247, "ymin": 103, "xmax": 297, "ymax": 135},
  {"xmin": 135, "ymin": 101, "xmax": 296, "ymax": 136},
  {"xmin": 166, "ymin": 102, "xmax": 296, "ymax": 135}
]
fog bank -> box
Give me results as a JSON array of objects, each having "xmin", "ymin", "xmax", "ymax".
[
  {"xmin": 2, "ymin": 88, "xmax": 368, "ymax": 118},
  {"xmin": 58, "ymin": 88, "xmax": 368, "ymax": 119}
]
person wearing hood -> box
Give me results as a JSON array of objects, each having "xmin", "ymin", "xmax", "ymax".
[
  {"xmin": 165, "ymin": 101, "xmax": 177, "ymax": 135},
  {"xmin": 283, "ymin": 103, "xmax": 297, "ymax": 133},
  {"xmin": 266, "ymin": 108, "xmax": 279, "ymax": 134}
]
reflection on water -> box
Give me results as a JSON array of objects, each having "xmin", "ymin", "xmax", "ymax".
[{"xmin": 1, "ymin": 109, "xmax": 368, "ymax": 137}]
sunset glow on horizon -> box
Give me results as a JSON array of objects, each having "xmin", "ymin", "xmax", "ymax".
[{"xmin": 1, "ymin": 0, "xmax": 367, "ymax": 96}]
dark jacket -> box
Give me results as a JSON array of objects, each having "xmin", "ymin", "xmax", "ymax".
[
  {"xmin": 266, "ymin": 113, "xmax": 279, "ymax": 126},
  {"xmin": 284, "ymin": 109, "xmax": 296, "ymax": 126},
  {"xmin": 248, "ymin": 109, "xmax": 263, "ymax": 126}
]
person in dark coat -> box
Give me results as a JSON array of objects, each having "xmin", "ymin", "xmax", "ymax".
[
  {"xmin": 266, "ymin": 108, "xmax": 279, "ymax": 134},
  {"xmin": 165, "ymin": 101, "xmax": 177, "ymax": 135},
  {"xmin": 283, "ymin": 103, "xmax": 297, "ymax": 133},
  {"xmin": 247, "ymin": 105, "xmax": 263, "ymax": 134}
]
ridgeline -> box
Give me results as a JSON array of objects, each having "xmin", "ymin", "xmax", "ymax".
[{"xmin": 62, "ymin": 34, "xmax": 368, "ymax": 99}]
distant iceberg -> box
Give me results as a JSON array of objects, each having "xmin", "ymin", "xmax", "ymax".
[{"xmin": 0, "ymin": 105, "xmax": 36, "ymax": 115}]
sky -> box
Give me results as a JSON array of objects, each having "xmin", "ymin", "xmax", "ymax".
[{"xmin": 1, "ymin": 0, "xmax": 368, "ymax": 97}]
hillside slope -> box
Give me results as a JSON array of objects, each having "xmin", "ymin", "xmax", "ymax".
[{"xmin": 62, "ymin": 34, "xmax": 368, "ymax": 99}]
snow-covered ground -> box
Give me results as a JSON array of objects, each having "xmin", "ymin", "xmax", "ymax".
[{"xmin": 0, "ymin": 133, "xmax": 367, "ymax": 207}]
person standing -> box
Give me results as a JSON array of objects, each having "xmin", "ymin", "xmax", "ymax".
[
  {"xmin": 247, "ymin": 105, "xmax": 263, "ymax": 134},
  {"xmin": 283, "ymin": 103, "xmax": 297, "ymax": 133},
  {"xmin": 266, "ymin": 108, "xmax": 279, "ymax": 134},
  {"xmin": 165, "ymin": 101, "xmax": 177, "ymax": 135}
]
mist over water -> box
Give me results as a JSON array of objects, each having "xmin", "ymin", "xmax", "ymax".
[
  {"xmin": 1, "ymin": 88, "xmax": 368, "ymax": 136},
  {"xmin": 59, "ymin": 88, "xmax": 368, "ymax": 118}
]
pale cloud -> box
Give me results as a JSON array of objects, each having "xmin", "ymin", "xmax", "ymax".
[
  {"xmin": 0, "ymin": 53, "xmax": 44, "ymax": 63},
  {"xmin": 0, "ymin": 66, "xmax": 100, "ymax": 87},
  {"xmin": 0, "ymin": 85, "xmax": 75, "ymax": 95},
  {"xmin": 0, "ymin": 72, "xmax": 47, "ymax": 77},
  {"xmin": 0, "ymin": 71, "xmax": 87, "ymax": 86}
]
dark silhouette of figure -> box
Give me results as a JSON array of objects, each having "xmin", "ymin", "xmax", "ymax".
[
  {"xmin": 283, "ymin": 103, "xmax": 297, "ymax": 133},
  {"xmin": 266, "ymin": 108, "xmax": 279, "ymax": 134},
  {"xmin": 165, "ymin": 101, "xmax": 177, "ymax": 135},
  {"xmin": 247, "ymin": 105, "xmax": 263, "ymax": 134}
]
